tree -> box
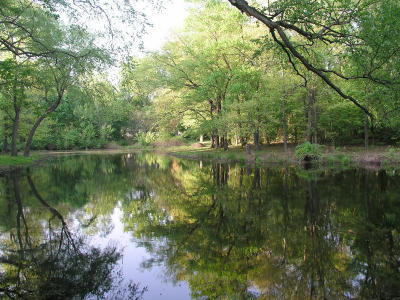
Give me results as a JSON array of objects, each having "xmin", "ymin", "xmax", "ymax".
[
  {"xmin": 1, "ymin": 0, "xmax": 156, "ymax": 155},
  {"xmin": 23, "ymin": 26, "xmax": 108, "ymax": 156},
  {"xmin": 225, "ymin": 0, "xmax": 400, "ymax": 121}
]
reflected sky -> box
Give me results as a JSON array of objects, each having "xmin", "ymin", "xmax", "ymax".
[
  {"xmin": 0, "ymin": 153, "xmax": 399, "ymax": 299},
  {"xmin": 92, "ymin": 205, "xmax": 191, "ymax": 300}
]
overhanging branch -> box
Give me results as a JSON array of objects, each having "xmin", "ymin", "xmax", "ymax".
[{"xmin": 227, "ymin": 0, "xmax": 374, "ymax": 120}]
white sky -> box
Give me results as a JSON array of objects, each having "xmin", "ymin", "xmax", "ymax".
[
  {"xmin": 141, "ymin": 0, "xmax": 189, "ymax": 52},
  {"xmin": 60, "ymin": 0, "xmax": 190, "ymax": 82},
  {"xmin": 101, "ymin": 0, "xmax": 189, "ymax": 82}
]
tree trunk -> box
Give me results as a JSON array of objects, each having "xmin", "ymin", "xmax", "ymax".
[
  {"xmin": 11, "ymin": 55, "xmax": 20, "ymax": 157},
  {"xmin": 306, "ymin": 85, "xmax": 316, "ymax": 143},
  {"xmin": 200, "ymin": 135, "xmax": 203, "ymax": 143},
  {"xmin": 223, "ymin": 135, "xmax": 228, "ymax": 151},
  {"xmin": 11, "ymin": 98, "xmax": 20, "ymax": 157},
  {"xmin": 238, "ymin": 118, "xmax": 244, "ymax": 146},
  {"xmin": 2, "ymin": 134, "xmax": 8, "ymax": 153},
  {"xmin": 304, "ymin": 93, "xmax": 311, "ymax": 143},
  {"xmin": 364, "ymin": 99, "xmax": 369, "ymax": 150},
  {"xmin": 24, "ymin": 115, "xmax": 46, "ymax": 157},
  {"xmin": 215, "ymin": 95, "xmax": 223, "ymax": 149},
  {"xmin": 306, "ymin": 98, "xmax": 312, "ymax": 143},
  {"xmin": 240, "ymin": 136, "xmax": 246, "ymax": 147},
  {"xmin": 281, "ymin": 66, "xmax": 288, "ymax": 152},
  {"xmin": 236, "ymin": 98, "xmax": 245, "ymax": 147},
  {"xmin": 254, "ymin": 129, "xmax": 260, "ymax": 150},
  {"xmin": 364, "ymin": 113, "xmax": 369, "ymax": 150},
  {"xmin": 254, "ymin": 107, "xmax": 261, "ymax": 151},
  {"xmin": 264, "ymin": 117, "xmax": 269, "ymax": 146},
  {"xmin": 2, "ymin": 114, "xmax": 9, "ymax": 153},
  {"xmin": 282, "ymin": 95, "xmax": 288, "ymax": 152},
  {"xmin": 209, "ymin": 100, "xmax": 215, "ymax": 149},
  {"xmin": 211, "ymin": 134, "xmax": 220, "ymax": 148},
  {"xmin": 312, "ymin": 89, "xmax": 318, "ymax": 144},
  {"xmin": 24, "ymin": 92, "xmax": 63, "ymax": 157}
]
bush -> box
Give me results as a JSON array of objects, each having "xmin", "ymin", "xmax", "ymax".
[
  {"xmin": 335, "ymin": 153, "xmax": 351, "ymax": 164},
  {"xmin": 80, "ymin": 123, "xmax": 97, "ymax": 148},
  {"xmin": 152, "ymin": 135, "xmax": 186, "ymax": 147},
  {"xmin": 61, "ymin": 126, "xmax": 80, "ymax": 149},
  {"xmin": 226, "ymin": 153, "xmax": 236, "ymax": 161},
  {"xmin": 295, "ymin": 142, "xmax": 322, "ymax": 161},
  {"xmin": 116, "ymin": 139, "xmax": 129, "ymax": 146},
  {"xmin": 385, "ymin": 146, "xmax": 399, "ymax": 161},
  {"xmin": 237, "ymin": 156, "xmax": 246, "ymax": 165},
  {"xmin": 135, "ymin": 131, "xmax": 157, "ymax": 146}
]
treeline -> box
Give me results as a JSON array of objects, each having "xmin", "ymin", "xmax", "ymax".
[
  {"xmin": 0, "ymin": 0, "xmax": 147, "ymax": 156},
  {"xmin": 121, "ymin": 1, "xmax": 400, "ymax": 150},
  {"xmin": 2, "ymin": 0, "xmax": 400, "ymax": 155}
]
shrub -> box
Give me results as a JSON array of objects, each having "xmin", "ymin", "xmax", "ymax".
[
  {"xmin": 327, "ymin": 155, "xmax": 335, "ymax": 164},
  {"xmin": 385, "ymin": 146, "xmax": 399, "ymax": 161},
  {"xmin": 116, "ymin": 139, "xmax": 129, "ymax": 146},
  {"xmin": 237, "ymin": 156, "xmax": 246, "ymax": 165},
  {"xmin": 135, "ymin": 131, "xmax": 157, "ymax": 146},
  {"xmin": 226, "ymin": 153, "xmax": 236, "ymax": 161},
  {"xmin": 62, "ymin": 126, "xmax": 80, "ymax": 149},
  {"xmin": 335, "ymin": 153, "xmax": 350, "ymax": 164},
  {"xmin": 80, "ymin": 124, "xmax": 97, "ymax": 149},
  {"xmin": 152, "ymin": 135, "xmax": 186, "ymax": 147},
  {"xmin": 295, "ymin": 142, "xmax": 322, "ymax": 161}
]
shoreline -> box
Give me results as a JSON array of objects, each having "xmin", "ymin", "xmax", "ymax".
[
  {"xmin": 161, "ymin": 144, "xmax": 400, "ymax": 169},
  {"xmin": 1, "ymin": 143, "xmax": 399, "ymax": 171}
]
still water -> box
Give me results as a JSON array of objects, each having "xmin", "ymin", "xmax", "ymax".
[{"xmin": 0, "ymin": 153, "xmax": 399, "ymax": 299}]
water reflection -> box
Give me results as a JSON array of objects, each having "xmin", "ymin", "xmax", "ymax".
[
  {"xmin": 0, "ymin": 153, "xmax": 399, "ymax": 299},
  {"xmin": 0, "ymin": 168, "xmax": 145, "ymax": 299}
]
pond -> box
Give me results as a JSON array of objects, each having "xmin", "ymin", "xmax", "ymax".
[{"xmin": 0, "ymin": 153, "xmax": 399, "ymax": 299}]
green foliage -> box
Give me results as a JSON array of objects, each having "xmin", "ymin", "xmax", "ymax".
[
  {"xmin": 2, "ymin": 153, "xmax": 400, "ymax": 299},
  {"xmin": 1, "ymin": 0, "xmax": 400, "ymax": 155},
  {"xmin": 135, "ymin": 131, "xmax": 157, "ymax": 146},
  {"xmin": 0, "ymin": 155, "xmax": 38, "ymax": 167},
  {"xmin": 115, "ymin": 0, "xmax": 400, "ymax": 154},
  {"xmin": 0, "ymin": 0, "xmax": 143, "ymax": 155},
  {"xmin": 335, "ymin": 153, "xmax": 351, "ymax": 165},
  {"xmin": 226, "ymin": 152, "xmax": 236, "ymax": 161},
  {"xmin": 384, "ymin": 146, "xmax": 400, "ymax": 161},
  {"xmin": 237, "ymin": 156, "xmax": 246, "ymax": 165},
  {"xmin": 153, "ymin": 135, "xmax": 187, "ymax": 147},
  {"xmin": 295, "ymin": 142, "xmax": 322, "ymax": 161}
]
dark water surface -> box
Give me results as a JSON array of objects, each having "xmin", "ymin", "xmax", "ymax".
[{"xmin": 1, "ymin": 153, "xmax": 399, "ymax": 299}]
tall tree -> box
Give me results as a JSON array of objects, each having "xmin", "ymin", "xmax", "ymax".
[{"xmin": 225, "ymin": 0, "xmax": 400, "ymax": 121}]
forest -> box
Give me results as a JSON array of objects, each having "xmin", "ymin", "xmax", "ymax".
[
  {"xmin": 1, "ymin": 1, "xmax": 400, "ymax": 297},
  {"xmin": 1, "ymin": 0, "xmax": 400, "ymax": 158}
]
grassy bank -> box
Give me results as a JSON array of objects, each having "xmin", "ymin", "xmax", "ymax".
[
  {"xmin": 154, "ymin": 142, "xmax": 400, "ymax": 168},
  {"xmin": 5, "ymin": 142, "xmax": 400, "ymax": 169},
  {"xmin": 0, "ymin": 155, "xmax": 40, "ymax": 168}
]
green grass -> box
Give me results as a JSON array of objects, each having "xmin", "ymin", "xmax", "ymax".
[
  {"xmin": 0, "ymin": 155, "xmax": 39, "ymax": 167},
  {"xmin": 135, "ymin": 141, "xmax": 400, "ymax": 166}
]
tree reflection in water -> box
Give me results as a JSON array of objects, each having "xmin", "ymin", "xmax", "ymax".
[
  {"xmin": 1, "ymin": 154, "xmax": 399, "ymax": 300},
  {"xmin": 121, "ymin": 156, "xmax": 400, "ymax": 300},
  {"xmin": 0, "ymin": 170, "xmax": 146, "ymax": 300}
]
